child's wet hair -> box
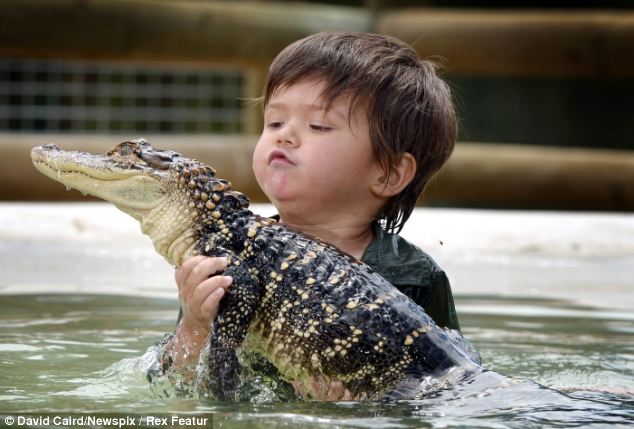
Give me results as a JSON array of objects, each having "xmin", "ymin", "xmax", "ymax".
[{"xmin": 263, "ymin": 32, "xmax": 457, "ymax": 233}]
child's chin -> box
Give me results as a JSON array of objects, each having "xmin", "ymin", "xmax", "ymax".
[{"xmin": 265, "ymin": 172, "xmax": 293, "ymax": 197}]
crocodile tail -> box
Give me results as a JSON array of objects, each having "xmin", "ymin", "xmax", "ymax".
[
  {"xmin": 382, "ymin": 328, "xmax": 482, "ymax": 400},
  {"xmin": 444, "ymin": 327, "xmax": 482, "ymax": 365},
  {"xmin": 382, "ymin": 376, "xmax": 425, "ymax": 401},
  {"xmin": 381, "ymin": 332, "xmax": 453, "ymax": 400}
]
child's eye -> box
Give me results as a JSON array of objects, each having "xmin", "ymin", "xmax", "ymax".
[
  {"xmin": 267, "ymin": 122, "xmax": 283, "ymax": 129},
  {"xmin": 310, "ymin": 124, "xmax": 332, "ymax": 133}
]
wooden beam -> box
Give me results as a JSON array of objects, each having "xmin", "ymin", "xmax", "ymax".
[
  {"xmin": 378, "ymin": 9, "xmax": 634, "ymax": 78},
  {"xmin": 5, "ymin": 134, "xmax": 634, "ymax": 211},
  {"xmin": 3, "ymin": 2, "xmax": 633, "ymax": 78},
  {"xmin": 0, "ymin": 0, "xmax": 370, "ymax": 67},
  {"xmin": 425, "ymin": 143, "xmax": 634, "ymax": 210}
]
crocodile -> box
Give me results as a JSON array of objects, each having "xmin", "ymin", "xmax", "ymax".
[{"xmin": 31, "ymin": 139, "xmax": 481, "ymax": 401}]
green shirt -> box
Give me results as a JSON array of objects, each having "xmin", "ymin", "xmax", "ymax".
[{"xmin": 361, "ymin": 223, "xmax": 460, "ymax": 330}]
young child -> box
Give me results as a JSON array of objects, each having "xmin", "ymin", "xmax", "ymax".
[{"xmin": 157, "ymin": 32, "xmax": 459, "ymax": 400}]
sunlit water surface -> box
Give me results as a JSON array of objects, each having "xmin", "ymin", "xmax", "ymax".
[{"xmin": 0, "ymin": 294, "xmax": 632, "ymax": 428}]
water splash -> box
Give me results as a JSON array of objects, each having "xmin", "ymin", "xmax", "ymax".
[{"xmin": 0, "ymin": 294, "xmax": 631, "ymax": 425}]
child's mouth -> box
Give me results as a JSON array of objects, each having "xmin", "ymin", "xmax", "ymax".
[{"xmin": 269, "ymin": 150, "xmax": 294, "ymax": 166}]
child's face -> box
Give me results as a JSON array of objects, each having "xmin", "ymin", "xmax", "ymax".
[{"xmin": 253, "ymin": 79, "xmax": 382, "ymax": 222}]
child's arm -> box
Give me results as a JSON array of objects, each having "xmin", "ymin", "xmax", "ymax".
[{"xmin": 160, "ymin": 256, "xmax": 233, "ymax": 379}]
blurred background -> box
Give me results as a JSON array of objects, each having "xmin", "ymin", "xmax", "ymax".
[
  {"xmin": 2, "ymin": 3, "xmax": 634, "ymax": 417},
  {"xmin": 1, "ymin": 0, "xmax": 633, "ymax": 210}
]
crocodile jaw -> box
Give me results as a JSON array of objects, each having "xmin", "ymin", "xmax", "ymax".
[
  {"xmin": 31, "ymin": 144, "xmax": 194, "ymax": 266},
  {"xmin": 32, "ymin": 145, "xmax": 167, "ymax": 214}
]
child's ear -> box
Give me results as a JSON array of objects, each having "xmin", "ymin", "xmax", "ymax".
[{"xmin": 371, "ymin": 153, "xmax": 416, "ymax": 198}]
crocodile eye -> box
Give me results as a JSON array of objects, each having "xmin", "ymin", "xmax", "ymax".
[{"xmin": 119, "ymin": 144, "xmax": 134, "ymax": 156}]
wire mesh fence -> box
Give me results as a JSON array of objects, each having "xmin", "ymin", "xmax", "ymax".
[{"xmin": 0, "ymin": 58, "xmax": 245, "ymax": 134}]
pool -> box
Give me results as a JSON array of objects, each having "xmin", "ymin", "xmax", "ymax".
[
  {"xmin": 1, "ymin": 203, "xmax": 633, "ymax": 427},
  {"xmin": 0, "ymin": 294, "xmax": 631, "ymax": 427}
]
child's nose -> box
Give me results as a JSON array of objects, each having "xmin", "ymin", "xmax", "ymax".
[
  {"xmin": 276, "ymin": 136, "xmax": 296, "ymax": 146},
  {"xmin": 275, "ymin": 123, "xmax": 299, "ymax": 147}
]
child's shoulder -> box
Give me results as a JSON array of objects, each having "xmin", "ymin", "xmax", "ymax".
[{"xmin": 362, "ymin": 223, "xmax": 446, "ymax": 287}]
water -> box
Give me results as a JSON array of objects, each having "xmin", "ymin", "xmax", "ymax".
[{"xmin": 0, "ymin": 294, "xmax": 631, "ymax": 427}]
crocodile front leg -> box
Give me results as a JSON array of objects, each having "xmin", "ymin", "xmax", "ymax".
[{"xmin": 208, "ymin": 263, "xmax": 262, "ymax": 401}]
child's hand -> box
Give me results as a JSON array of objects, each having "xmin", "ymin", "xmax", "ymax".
[
  {"xmin": 327, "ymin": 380, "xmax": 353, "ymax": 401},
  {"xmin": 292, "ymin": 376, "xmax": 353, "ymax": 400},
  {"xmin": 159, "ymin": 256, "xmax": 232, "ymax": 378},
  {"xmin": 175, "ymin": 255, "xmax": 233, "ymax": 337}
]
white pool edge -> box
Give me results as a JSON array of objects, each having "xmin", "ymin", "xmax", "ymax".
[{"xmin": 1, "ymin": 203, "xmax": 632, "ymax": 311}]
